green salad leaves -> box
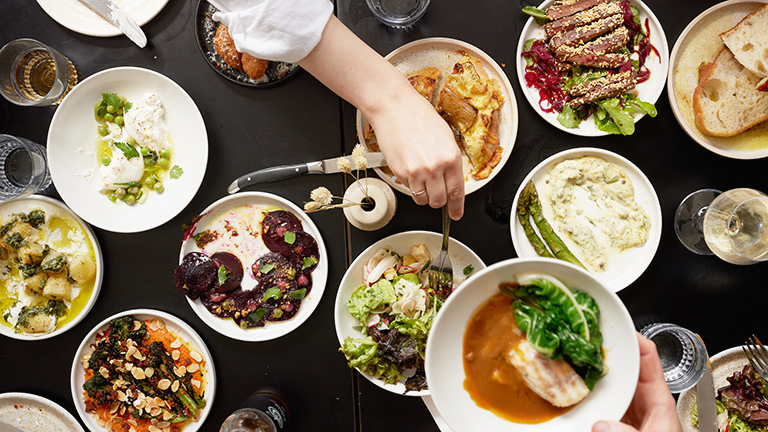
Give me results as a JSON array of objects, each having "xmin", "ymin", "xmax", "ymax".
[{"xmin": 502, "ymin": 274, "xmax": 605, "ymax": 389}]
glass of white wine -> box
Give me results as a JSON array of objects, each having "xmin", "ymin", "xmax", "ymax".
[{"xmin": 675, "ymin": 188, "xmax": 768, "ymax": 264}]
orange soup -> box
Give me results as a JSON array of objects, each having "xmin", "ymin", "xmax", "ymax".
[{"xmin": 463, "ymin": 292, "xmax": 573, "ymax": 423}]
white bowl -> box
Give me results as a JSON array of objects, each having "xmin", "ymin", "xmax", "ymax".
[
  {"xmin": 426, "ymin": 258, "xmax": 639, "ymax": 432},
  {"xmin": 0, "ymin": 195, "xmax": 103, "ymax": 340},
  {"xmin": 36, "ymin": 0, "xmax": 168, "ymax": 37},
  {"xmin": 334, "ymin": 230, "xmax": 486, "ymax": 396},
  {"xmin": 510, "ymin": 147, "xmax": 662, "ymax": 292},
  {"xmin": 179, "ymin": 192, "xmax": 328, "ymax": 342},
  {"xmin": 48, "ymin": 66, "xmax": 208, "ymax": 233},
  {"xmin": 0, "ymin": 392, "xmax": 84, "ymax": 431},
  {"xmin": 71, "ymin": 309, "xmax": 216, "ymax": 432},
  {"xmin": 516, "ymin": 0, "xmax": 668, "ymax": 136},
  {"xmin": 667, "ymin": 0, "xmax": 768, "ymax": 159}
]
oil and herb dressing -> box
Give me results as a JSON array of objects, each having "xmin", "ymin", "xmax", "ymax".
[{"xmin": 539, "ymin": 156, "xmax": 651, "ymax": 272}]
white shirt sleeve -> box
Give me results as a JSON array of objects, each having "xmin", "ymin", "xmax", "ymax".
[{"xmin": 208, "ymin": 0, "xmax": 333, "ymax": 63}]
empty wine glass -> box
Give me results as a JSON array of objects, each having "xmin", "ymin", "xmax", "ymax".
[{"xmin": 675, "ymin": 188, "xmax": 768, "ymax": 264}]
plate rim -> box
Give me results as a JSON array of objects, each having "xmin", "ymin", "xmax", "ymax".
[
  {"xmin": 69, "ymin": 308, "xmax": 216, "ymax": 432},
  {"xmin": 355, "ymin": 36, "xmax": 519, "ymax": 196},
  {"xmin": 515, "ymin": 0, "xmax": 669, "ymax": 137},
  {"xmin": 179, "ymin": 191, "xmax": 329, "ymax": 342},
  {"xmin": 35, "ymin": 0, "xmax": 169, "ymax": 38},
  {"xmin": 0, "ymin": 391, "xmax": 85, "ymax": 432},
  {"xmin": 333, "ymin": 230, "xmax": 487, "ymax": 397},
  {"xmin": 666, "ymin": 0, "xmax": 768, "ymax": 160},
  {"xmin": 47, "ymin": 66, "xmax": 208, "ymax": 233},
  {"xmin": 509, "ymin": 147, "xmax": 662, "ymax": 292},
  {"xmin": 0, "ymin": 195, "xmax": 104, "ymax": 341},
  {"xmin": 425, "ymin": 257, "xmax": 640, "ymax": 432}
]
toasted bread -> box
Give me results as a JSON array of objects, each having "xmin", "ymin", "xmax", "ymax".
[
  {"xmin": 407, "ymin": 67, "xmax": 441, "ymax": 102},
  {"xmin": 437, "ymin": 56, "xmax": 504, "ymax": 180},
  {"xmin": 693, "ymin": 47, "xmax": 768, "ymax": 137},
  {"xmin": 720, "ymin": 4, "xmax": 768, "ymax": 80}
]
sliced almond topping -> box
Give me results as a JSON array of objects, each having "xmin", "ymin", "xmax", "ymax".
[
  {"xmin": 120, "ymin": 405, "xmax": 127, "ymax": 416},
  {"xmin": 174, "ymin": 366, "xmax": 186, "ymax": 377},
  {"xmin": 155, "ymin": 319, "xmax": 165, "ymax": 329},
  {"xmin": 131, "ymin": 367, "xmax": 146, "ymax": 380},
  {"xmin": 189, "ymin": 351, "xmax": 203, "ymax": 362},
  {"xmin": 104, "ymin": 420, "xmax": 113, "ymax": 430},
  {"xmin": 153, "ymin": 397, "xmax": 164, "ymax": 406},
  {"xmin": 157, "ymin": 379, "xmax": 171, "ymax": 390},
  {"xmin": 148, "ymin": 426, "xmax": 162, "ymax": 432},
  {"xmin": 133, "ymin": 399, "xmax": 146, "ymax": 410},
  {"xmin": 171, "ymin": 380, "xmax": 180, "ymax": 393},
  {"xmin": 187, "ymin": 363, "xmax": 199, "ymax": 373},
  {"xmin": 150, "ymin": 407, "xmax": 163, "ymax": 417},
  {"xmin": 117, "ymin": 391, "xmax": 127, "ymax": 402},
  {"xmin": 170, "ymin": 339, "xmax": 182, "ymax": 349},
  {"xmin": 96, "ymin": 418, "xmax": 106, "ymax": 426},
  {"xmin": 156, "ymin": 421, "xmax": 171, "ymax": 429},
  {"xmin": 162, "ymin": 410, "xmax": 173, "ymax": 421},
  {"xmin": 109, "ymin": 401, "xmax": 120, "ymax": 414},
  {"xmin": 171, "ymin": 350, "xmax": 180, "ymax": 361},
  {"xmin": 126, "ymin": 419, "xmax": 138, "ymax": 426},
  {"xmin": 132, "ymin": 349, "xmax": 144, "ymax": 360},
  {"xmin": 99, "ymin": 366, "xmax": 109, "ymax": 378},
  {"xmin": 132, "ymin": 320, "xmax": 142, "ymax": 331},
  {"xmin": 191, "ymin": 379, "xmax": 201, "ymax": 389},
  {"xmin": 126, "ymin": 345, "xmax": 137, "ymax": 359},
  {"xmin": 145, "ymin": 367, "xmax": 154, "ymax": 378}
]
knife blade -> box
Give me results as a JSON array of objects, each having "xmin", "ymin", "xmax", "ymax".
[
  {"xmin": 696, "ymin": 343, "xmax": 718, "ymax": 432},
  {"xmin": 77, "ymin": 0, "xmax": 147, "ymax": 48},
  {"xmin": 227, "ymin": 152, "xmax": 387, "ymax": 193}
]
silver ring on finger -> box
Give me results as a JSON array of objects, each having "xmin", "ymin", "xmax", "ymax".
[{"xmin": 411, "ymin": 189, "xmax": 427, "ymax": 197}]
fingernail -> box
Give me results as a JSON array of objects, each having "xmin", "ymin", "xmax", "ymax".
[{"xmin": 593, "ymin": 422, "xmax": 611, "ymax": 432}]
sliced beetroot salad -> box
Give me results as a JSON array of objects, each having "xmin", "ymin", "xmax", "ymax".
[{"xmin": 174, "ymin": 209, "xmax": 320, "ymax": 328}]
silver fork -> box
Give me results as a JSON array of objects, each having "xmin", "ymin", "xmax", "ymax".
[
  {"xmin": 743, "ymin": 334, "xmax": 768, "ymax": 380},
  {"xmin": 429, "ymin": 206, "xmax": 453, "ymax": 301}
]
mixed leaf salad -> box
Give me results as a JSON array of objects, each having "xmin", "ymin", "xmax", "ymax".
[
  {"xmin": 521, "ymin": 1, "xmax": 658, "ymax": 135},
  {"xmin": 340, "ymin": 244, "xmax": 458, "ymax": 393},
  {"xmin": 693, "ymin": 365, "xmax": 768, "ymax": 432},
  {"xmin": 502, "ymin": 273, "xmax": 605, "ymax": 389}
]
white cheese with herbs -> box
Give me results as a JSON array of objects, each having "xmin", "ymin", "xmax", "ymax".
[
  {"xmin": 540, "ymin": 156, "xmax": 650, "ymax": 273},
  {"xmin": 124, "ymin": 93, "xmax": 168, "ymax": 151}
]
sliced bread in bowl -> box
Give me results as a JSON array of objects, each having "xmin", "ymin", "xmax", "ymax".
[
  {"xmin": 693, "ymin": 47, "xmax": 768, "ymax": 137},
  {"xmin": 720, "ymin": 5, "xmax": 768, "ymax": 81}
]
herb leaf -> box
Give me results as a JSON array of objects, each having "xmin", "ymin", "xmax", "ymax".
[
  {"xmin": 463, "ymin": 264, "xmax": 474, "ymax": 276},
  {"xmin": 114, "ymin": 142, "xmax": 140, "ymax": 159},
  {"xmin": 170, "ymin": 165, "xmax": 183, "ymax": 179},
  {"xmin": 289, "ymin": 289, "xmax": 307, "ymax": 300},
  {"xmin": 264, "ymin": 287, "xmax": 283, "ymax": 301},
  {"xmin": 284, "ymin": 232, "xmax": 296, "ymax": 245},
  {"xmin": 217, "ymin": 265, "xmax": 229, "ymax": 284},
  {"xmin": 302, "ymin": 256, "xmax": 317, "ymax": 270},
  {"xmin": 259, "ymin": 263, "xmax": 274, "ymax": 275}
]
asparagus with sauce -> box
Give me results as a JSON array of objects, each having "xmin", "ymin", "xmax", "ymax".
[{"xmin": 519, "ymin": 181, "xmax": 586, "ymax": 270}]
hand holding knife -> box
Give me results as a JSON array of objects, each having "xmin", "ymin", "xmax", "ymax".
[{"xmin": 228, "ymin": 152, "xmax": 387, "ymax": 193}]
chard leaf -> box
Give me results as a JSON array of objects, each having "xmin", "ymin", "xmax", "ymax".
[{"xmin": 114, "ymin": 142, "xmax": 139, "ymax": 159}]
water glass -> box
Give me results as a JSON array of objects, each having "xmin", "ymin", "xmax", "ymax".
[
  {"xmin": 0, "ymin": 135, "xmax": 52, "ymax": 201},
  {"xmin": 220, "ymin": 408, "xmax": 277, "ymax": 432},
  {"xmin": 0, "ymin": 38, "xmax": 78, "ymax": 106},
  {"xmin": 366, "ymin": 0, "xmax": 430, "ymax": 27},
  {"xmin": 640, "ymin": 323, "xmax": 708, "ymax": 393}
]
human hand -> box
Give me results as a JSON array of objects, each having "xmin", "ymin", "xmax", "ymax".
[
  {"xmin": 366, "ymin": 82, "xmax": 465, "ymax": 220},
  {"xmin": 592, "ymin": 332, "xmax": 682, "ymax": 432}
]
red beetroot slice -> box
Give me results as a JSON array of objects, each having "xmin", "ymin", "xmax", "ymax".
[
  {"xmin": 211, "ymin": 251, "xmax": 244, "ymax": 293},
  {"xmin": 174, "ymin": 252, "xmax": 217, "ymax": 300},
  {"xmin": 262, "ymin": 210, "xmax": 303, "ymax": 251}
]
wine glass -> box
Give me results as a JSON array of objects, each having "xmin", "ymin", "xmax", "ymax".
[{"xmin": 675, "ymin": 188, "xmax": 768, "ymax": 264}]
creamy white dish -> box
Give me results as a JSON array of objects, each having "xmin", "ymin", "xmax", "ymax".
[{"xmin": 539, "ymin": 156, "xmax": 651, "ymax": 272}]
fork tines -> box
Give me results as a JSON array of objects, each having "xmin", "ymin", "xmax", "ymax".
[{"xmin": 743, "ymin": 334, "xmax": 768, "ymax": 380}]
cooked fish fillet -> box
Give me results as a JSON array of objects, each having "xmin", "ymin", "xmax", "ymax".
[{"xmin": 507, "ymin": 339, "xmax": 590, "ymax": 407}]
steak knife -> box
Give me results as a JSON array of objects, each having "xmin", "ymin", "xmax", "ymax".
[
  {"xmin": 77, "ymin": 0, "xmax": 147, "ymax": 48},
  {"xmin": 227, "ymin": 153, "xmax": 387, "ymax": 193},
  {"xmin": 696, "ymin": 344, "xmax": 718, "ymax": 432}
]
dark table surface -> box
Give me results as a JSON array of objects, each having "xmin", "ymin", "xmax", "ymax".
[{"xmin": 2, "ymin": 0, "xmax": 768, "ymax": 431}]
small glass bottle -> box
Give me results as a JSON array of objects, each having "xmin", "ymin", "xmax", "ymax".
[{"xmin": 220, "ymin": 389, "xmax": 290, "ymax": 432}]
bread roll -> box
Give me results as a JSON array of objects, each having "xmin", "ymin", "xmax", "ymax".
[{"xmin": 720, "ymin": 5, "xmax": 768, "ymax": 80}]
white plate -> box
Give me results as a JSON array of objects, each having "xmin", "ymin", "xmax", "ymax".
[
  {"xmin": 0, "ymin": 392, "xmax": 84, "ymax": 432},
  {"xmin": 667, "ymin": 0, "xmax": 768, "ymax": 159},
  {"xmin": 334, "ymin": 230, "xmax": 486, "ymax": 396},
  {"xmin": 0, "ymin": 195, "xmax": 103, "ymax": 341},
  {"xmin": 516, "ymin": 0, "xmax": 669, "ymax": 136},
  {"xmin": 510, "ymin": 147, "xmax": 661, "ymax": 292},
  {"xmin": 180, "ymin": 192, "xmax": 328, "ymax": 342},
  {"xmin": 48, "ymin": 67, "xmax": 208, "ymax": 233},
  {"xmin": 36, "ymin": 0, "xmax": 169, "ymax": 37},
  {"xmin": 356, "ymin": 37, "xmax": 519, "ymax": 196},
  {"xmin": 70, "ymin": 309, "xmax": 216, "ymax": 432},
  {"xmin": 677, "ymin": 346, "xmax": 748, "ymax": 431},
  {"xmin": 426, "ymin": 258, "xmax": 639, "ymax": 432}
]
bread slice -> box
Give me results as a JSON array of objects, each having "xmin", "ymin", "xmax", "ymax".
[
  {"xmin": 720, "ymin": 5, "xmax": 768, "ymax": 79},
  {"xmin": 693, "ymin": 47, "xmax": 768, "ymax": 137}
]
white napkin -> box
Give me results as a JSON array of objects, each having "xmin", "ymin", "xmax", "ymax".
[{"xmin": 207, "ymin": 0, "xmax": 333, "ymax": 63}]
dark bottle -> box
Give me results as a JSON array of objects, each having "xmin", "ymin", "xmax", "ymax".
[{"xmin": 220, "ymin": 390, "xmax": 290, "ymax": 432}]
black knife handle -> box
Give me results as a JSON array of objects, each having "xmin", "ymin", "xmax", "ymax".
[{"xmin": 237, "ymin": 164, "xmax": 310, "ymax": 189}]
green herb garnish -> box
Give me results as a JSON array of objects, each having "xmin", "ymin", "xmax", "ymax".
[
  {"xmin": 284, "ymin": 232, "xmax": 296, "ymax": 245},
  {"xmin": 302, "ymin": 256, "xmax": 317, "ymax": 270},
  {"xmin": 114, "ymin": 142, "xmax": 139, "ymax": 159}
]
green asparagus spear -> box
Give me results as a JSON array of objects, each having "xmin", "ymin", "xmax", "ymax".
[
  {"xmin": 517, "ymin": 182, "xmax": 553, "ymax": 258},
  {"xmin": 526, "ymin": 182, "xmax": 586, "ymax": 270}
]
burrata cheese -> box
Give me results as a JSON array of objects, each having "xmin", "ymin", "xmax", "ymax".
[{"xmin": 124, "ymin": 93, "xmax": 168, "ymax": 151}]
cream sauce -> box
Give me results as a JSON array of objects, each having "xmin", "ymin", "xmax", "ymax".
[{"xmin": 540, "ymin": 157, "xmax": 650, "ymax": 272}]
